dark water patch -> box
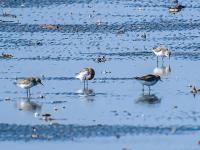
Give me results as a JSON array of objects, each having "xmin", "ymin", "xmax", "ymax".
[
  {"xmin": 0, "ymin": 52, "xmax": 199, "ymax": 62},
  {"xmin": 94, "ymin": 77, "xmax": 133, "ymax": 81},
  {"xmin": 50, "ymin": 100, "xmax": 67, "ymax": 104},
  {"xmin": 175, "ymin": 44, "xmax": 200, "ymax": 51},
  {"xmin": 0, "ymin": 123, "xmax": 200, "ymax": 141},
  {"xmin": 172, "ymin": 52, "xmax": 200, "ymax": 61},
  {"xmin": 39, "ymin": 100, "xmax": 68, "ymax": 104},
  {"xmin": 0, "ymin": 0, "xmax": 93, "ymax": 8},
  {"xmin": 44, "ymin": 77, "xmax": 133, "ymax": 81},
  {"xmin": 0, "ymin": 76, "xmax": 133, "ymax": 82},
  {"xmin": 0, "ymin": 20, "xmax": 15, "ymax": 23},
  {"xmin": 0, "ymin": 21, "xmax": 200, "ymax": 33},
  {"xmin": 82, "ymin": 51, "xmax": 200, "ymax": 60},
  {"xmin": 43, "ymin": 77, "xmax": 75, "ymax": 80},
  {"xmin": 1, "ymin": 0, "xmax": 200, "ymax": 8},
  {"xmin": 81, "ymin": 51, "xmax": 152, "ymax": 57},
  {"xmin": 160, "ymin": 35, "xmax": 200, "ymax": 42},
  {"xmin": 16, "ymin": 56, "xmax": 71, "ymax": 61},
  {"xmin": 0, "ymin": 38, "xmax": 43, "ymax": 47},
  {"xmin": 44, "ymin": 91, "xmax": 106, "ymax": 96}
]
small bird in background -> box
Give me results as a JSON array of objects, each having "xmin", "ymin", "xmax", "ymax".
[
  {"xmin": 169, "ymin": 4, "xmax": 185, "ymax": 13},
  {"xmin": 134, "ymin": 74, "xmax": 162, "ymax": 92},
  {"xmin": 152, "ymin": 47, "xmax": 171, "ymax": 64},
  {"xmin": 188, "ymin": 85, "xmax": 200, "ymax": 98},
  {"xmin": 16, "ymin": 77, "xmax": 43, "ymax": 98},
  {"xmin": 94, "ymin": 56, "xmax": 107, "ymax": 63},
  {"xmin": 75, "ymin": 67, "xmax": 95, "ymax": 89}
]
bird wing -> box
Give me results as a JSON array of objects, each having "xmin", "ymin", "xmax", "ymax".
[
  {"xmin": 135, "ymin": 74, "xmax": 156, "ymax": 81},
  {"xmin": 16, "ymin": 79, "xmax": 29, "ymax": 84},
  {"xmin": 153, "ymin": 47, "xmax": 168, "ymax": 52},
  {"xmin": 16, "ymin": 77, "xmax": 33, "ymax": 84},
  {"xmin": 153, "ymin": 47, "xmax": 162, "ymax": 52}
]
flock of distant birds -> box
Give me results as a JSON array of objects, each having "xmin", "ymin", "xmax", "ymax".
[
  {"xmin": 16, "ymin": 46, "xmax": 171, "ymax": 98},
  {"xmin": 14, "ymin": 1, "xmax": 187, "ymax": 98},
  {"xmin": 2, "ymin": 1, "xmax": 189, "ymax": 122}
]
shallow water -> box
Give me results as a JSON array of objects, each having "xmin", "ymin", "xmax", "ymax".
[{"xmin": 0, "ymin": 0, "xmax": 200, "ymax": 149}]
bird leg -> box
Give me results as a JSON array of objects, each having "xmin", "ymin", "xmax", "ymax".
[
  {"xmin": 83, "ymin": 80, "xmax": 86, "ymax": 89},
  {"xmin": 156, "ymin": 57, "xmax": 158, "ymax": 67},
  {"xmin": 148, "ymin": 86, "xmax": 151, "ymax": 94},
  {"xmin": 86, "ymin": 80, "xmax": 88, "ymax": 89},
  {"xmin": 28, "ymin": 88, "xmax": 31, "ymax": 98},
  {"xmin": 26, "ymin": 89, "xmax": 29, "ymax": 98}
]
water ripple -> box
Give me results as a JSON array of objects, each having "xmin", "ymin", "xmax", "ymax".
[
  {"xmin": 0, "ymin": 21, "xmax": 200, "ymax": 33},
  {"xmin": 0, "ymin": 123, "xmax": 199, "ymax": 141}
]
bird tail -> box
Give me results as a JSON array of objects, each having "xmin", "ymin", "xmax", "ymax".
[{"xmin": 75, "ymin": 73, "xmax": 79, "ymax": 79}]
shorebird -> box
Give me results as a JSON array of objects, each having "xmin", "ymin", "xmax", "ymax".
[
  {"xmin": 152, "ymin": 47, "xmax": 171, "ymax": 63},
  {"xmin": 16, "ymin": 77, "xmax": 43, "ymax": 98},
  {"xmin": 42, "ymin": 113, "xmax": 51, "ymax": 121},
  {"xmin": 169, "ymin": 4, "xmax": 185, "ymax": 13},
  {"xmin": 94, "ymin": 56, "xmax": 107, "ymax": 63},
  {"xmin": 0, "ymin": 53, "xmax": 13, "ymax": 59},
  {"xmin": 188, "ymin": 85, "xmax": 200, "ymax": 98},
  {"xmin": 134, "ymin": 74, "xmax": 162, "ymax": 92},
  {"xmin": 75, "ymin": 67, "xmax": 95, "ymax": 89}
]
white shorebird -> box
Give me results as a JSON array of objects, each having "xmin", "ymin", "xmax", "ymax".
[
  {"xmin": 75, "ymin": 67, "xmax": 95, "ymax": 89},
  {"xmin": 16, "ymin": 77, "xmax": 43, "ymax": 98},
  {"xmin": 152, "ymin": 47, "xmax": 171, "ymax": 63},
  {"xmin": 134, "ymin": 74, "xmax": 162, "ymax": 92}
]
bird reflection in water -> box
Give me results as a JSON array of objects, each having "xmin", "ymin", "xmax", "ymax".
[
  {"xmin": 153, "ymin": 65, "xmax": 171, "ymax": 77},
  {"xmin": 76, "ymin": 88, "xmax": 95, "ymax": 102},
  {"xmin": 136, "ymin": 93, "xmax": 161, "ymax": 104},
  {"xmin": 16, "ymin": 97, "xmax": 41, "ymax": 113}
]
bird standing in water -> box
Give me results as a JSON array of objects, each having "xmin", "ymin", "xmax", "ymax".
[
  {"xmin": 134, "ymin": 74, "xmax": 162, "ymax": 92},
  {"xmin": 75, "ymin": 67, "xmax": 95, "ymax": 89},
  {"xmin": 16, "ymin": 77, "xmax": 43, "ymax": 98},
  {"xmin": 152, "ymin": 47, "xmax": 171, "ymax": 65}
]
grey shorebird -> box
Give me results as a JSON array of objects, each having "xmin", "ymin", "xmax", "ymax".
[
  {"xmin": 134, "ymin": 74, "xmax": 162, "ymax": 92},
  {"xmin": 16, "ymin": 77, "xmax": 43, "ymax": 98},
  {"xmin": 75, "ymin": 67, "xmax": 95, "ymax": 89}
]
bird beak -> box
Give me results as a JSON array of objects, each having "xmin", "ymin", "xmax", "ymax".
[
  {"xmin": 40, "ymin": 82, "xmax": 44, "ymax": 86},
  {"xmin": 159, "ymin": 79, "xmax": 163, "ymax": 82}
]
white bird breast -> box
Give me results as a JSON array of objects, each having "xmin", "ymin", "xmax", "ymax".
[
  {"xmin": 154, "ymin": 50, "xmax": 164, "ymax": 56},
  {"xmin": 139, "ymin": 80, "xmax": 158, "ymax": 86},
  {"xmin": 75, "ymin": 71, "xmax": 88, "ymax": 80},
  {"xmin": 17, "ymin": 82, "xmax": 34, "ymax": 89}
]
